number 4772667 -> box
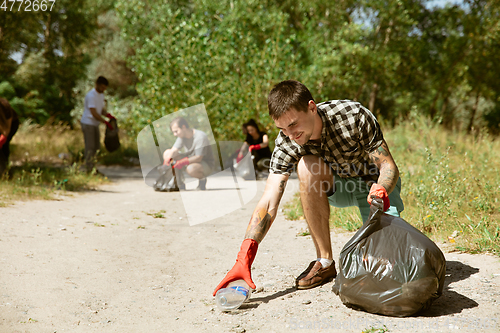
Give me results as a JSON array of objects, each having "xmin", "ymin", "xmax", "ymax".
[{"xmin": 1, "ymin": 0, "xmax": 56, "ymax": 11}]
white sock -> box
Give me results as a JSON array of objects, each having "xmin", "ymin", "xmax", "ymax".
[{"xmin": 317, "ymin": 258, "xmax": 333, "ymax": 269}]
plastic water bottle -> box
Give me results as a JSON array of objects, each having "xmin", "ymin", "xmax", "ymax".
[{"xmin": 215, "ymin": 279, "xmax": 252, "ymax": 311}]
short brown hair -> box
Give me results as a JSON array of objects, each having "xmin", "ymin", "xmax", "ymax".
[
  {"xmin": 96, "ymin": 76, "xmax": 109, "ymax": 86},
  {"xmin": 268, "ymin": 80, "xmax": 314, "ymax": 119},
  {"xmin": 170, "ymin": 117, "xmax": 190, "ymax": 131}
]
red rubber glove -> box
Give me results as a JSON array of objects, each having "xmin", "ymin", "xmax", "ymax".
[
  {"xmin": 236, "ymin": 152, "xmax": 244, "ymax": 163},
  {"xmin": 213, "ymin": 238, "xmax": 258, "ymax": 296},
  {"xmin": 367, "ymin": 183, "xmax": 390, "ymax": 212},
  {"xmin": 106, "ymin": 113, "xmax": 116, "ymax": 120},
  {"xmin": 104, "ymin": 121, "xmax": 113, "ymax": 130},
  {"xmin": 0, "ymin": 134, "xmax": 6, "ymax": 149},
  {"xmin": 173, "ymin": 157, "xmax": 190, "ymax": 169},
  {"xmin": 248, "ymin": 144, "xmax": 261, "ymax": 152}
]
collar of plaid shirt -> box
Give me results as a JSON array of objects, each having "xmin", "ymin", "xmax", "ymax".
[{"xmin": 270, "ymin": 100, "xmax": 383, "ymax": 185}]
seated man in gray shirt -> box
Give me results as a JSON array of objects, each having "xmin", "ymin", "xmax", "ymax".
[{"xmin": 162, "ymin": 117, "xmax": 215, "ymax": 190}]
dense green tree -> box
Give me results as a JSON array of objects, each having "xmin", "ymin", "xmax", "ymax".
[
  {"xmin": 461, "ymin": 0, "xmax": 500, "ymax": 133},
  {"xmin": 2, "ymin": 0, "xmax": 499, "ymax": 136},
  {"xmin": 0, "ymin": 0, "xmax": 110, "ymax": 123},
  {"xmin": 116, "ymin": 0, "xmax": 300, "ymax": 139}
]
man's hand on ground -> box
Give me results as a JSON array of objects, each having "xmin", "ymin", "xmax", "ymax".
[
  {"xmin": 213, "ymin": 239, "xmax": 258, "ymax": 296},
  {"xmin": 173, "ymin": 157, "xmax": 190, "ymax": 169},
  {"xmin": 367, "ymin": 183, "xmax": 390, "ymax": 211}
]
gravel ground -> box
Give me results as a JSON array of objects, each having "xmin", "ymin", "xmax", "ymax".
[{"xmin": 0, "ymin": 166, "xmax": 499, "ymax": 333}]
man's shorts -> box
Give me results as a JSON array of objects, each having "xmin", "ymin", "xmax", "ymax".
[
  {"xmin": 327, "ymin": 175, "xmax": 404, "ymax": 223},
  {"xmin": 199, "ymin": 161, "xmax": 213, "ymax": 178}
]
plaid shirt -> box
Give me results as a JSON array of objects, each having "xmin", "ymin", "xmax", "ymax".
[{"xmin": 269, "ymin": 100, "xmax": 384, "ymax": 185}]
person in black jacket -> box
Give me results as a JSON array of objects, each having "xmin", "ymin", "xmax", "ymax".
[
  {"xmin": 236, "ymin": 119, "xmax": 272, "ymax": 174},
  {"xmin": 0, "ymin": 98, "xmax": 19, "ymax": 175}
]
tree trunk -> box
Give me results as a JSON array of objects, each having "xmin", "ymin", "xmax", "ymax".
[
  {"xmin": 44, "ymin": 14, "xmax": 51, "ymax": 58},
  {"xmin": 369, "ymin": 83, "xmax": 378, "ymax": 114},
  {"xmin": 254, "ymin": 79, "xmax": 260, "ymax": 122},
  {"xmin": 353, "ymin": 78, "xmax": 366, "ymax": 101},
  {"xmin": 467, "ymin": 91, "xmax": 481, "ymax": 134},
  {"xmin": 430, "ymin": 43, "xmax": 472, "ymax": 120},
  {"xmin": 384, "ymin": 20, "xmax": 394, "ymax": 45},
  {"xmin": 429, "ymin": 93, "xmax": 439, "ymax": 120},
  {"xmin": 440, "ymin": 86, "xmax": 453, "ymax": 128},
  {"xmin": 441, "ymin": 97, "xmax": 448, "ymax": 117}
]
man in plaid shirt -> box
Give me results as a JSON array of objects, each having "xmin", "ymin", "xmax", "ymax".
[{"xmin": 214, "ymin": 80, "xmax": 404, "ymax": 295}]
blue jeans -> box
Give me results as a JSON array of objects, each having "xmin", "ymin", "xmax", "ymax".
[{"xmin": 327, "ymin": 176, "xmax": 404, "ymax": 223}]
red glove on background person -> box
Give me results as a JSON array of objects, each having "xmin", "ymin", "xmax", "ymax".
[
  {"xmin": 173, "ymin": 157, "xmax": 190, "ymax": 169},
  {"xmin": 106, "ymin": 113, "xmax": 116, "ymax": 120},
  {"xmin": 248, "ymin": 144, "xmax": 261, "ymax": 152},
  {"xmin": 0, "ymin": 134, "xmax": 6, "ymax": 149},
  {"xmin": 213, "ymin": 238, "xmax": 259, "ymax": 296},
  {"xmin": 367, "ymin": 183, "xmax": 390, "ymax": 212},
  {"xmin": 104, "ymin": 120, "xmax": 113, "ymax": 130}
]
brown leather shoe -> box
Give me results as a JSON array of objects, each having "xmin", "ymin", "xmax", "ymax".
[{"xmin": 296, "ymin": 260, "xmax": 337, "ymax": 290}]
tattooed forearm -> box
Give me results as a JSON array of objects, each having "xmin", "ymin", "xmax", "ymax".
[
  {"xmin": 369, "ymin": 140, "xmax": 399, "ymax": 193},
  {"xmin": 277, "ymin": 180, "xmax": 286, "ymax": 201},
  {"xmin": 245, "ymin": 208, "xmax": 273, "ymax": 243},
  {"xmin": 368, "ymin": 141, "xmax": 390, "ymax": 163},
  {"xmin": 376, "ymin": 144, "xmax": 389, "ymax": 156},
  {"xmin": 378, "ymin": 165, "xmax": 399, "ymax": 193}
]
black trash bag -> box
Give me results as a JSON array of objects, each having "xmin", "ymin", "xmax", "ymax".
[
  {"xmin": 332, "ymin": 199, "xmax": 446, "ymax": 317},
  {"xmin": 104, "ymin": 118, "xmax": 120, "ymax": 153},
  {"xmin": 152, "ymin": 164, "xmax": 182, "ymax": 192}
]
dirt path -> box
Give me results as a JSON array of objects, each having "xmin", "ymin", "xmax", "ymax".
[{"xmin": 0, "ymin": 166, "xmax": 499, "ymax": 333}]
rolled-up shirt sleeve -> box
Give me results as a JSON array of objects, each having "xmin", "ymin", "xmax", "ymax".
[
  {"xmin": 269, "ymin": 134, "xmax": 301, "ymax": 175},
  {"xmin": 356, "ymin": 105, "xmax": 384, "ymax": 154},
  {"xmin": 172, "ymin": 137, "xmax": 183, "ymax": 150}
]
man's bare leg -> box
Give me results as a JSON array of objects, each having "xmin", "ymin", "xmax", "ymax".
[
  {"xmin": 297, "ymin": 155, "xmax": 334, "ymax": 260},
  {"xmin": 186, "ymin": 163, "xmax": 206, "ymax": 179}
]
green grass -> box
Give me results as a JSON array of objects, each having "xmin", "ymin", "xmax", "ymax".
[
  {"xmin": 283, "ymin": 196, "xmax": 304, "ymax": 221},
  {"xmin": 145, "ymin": 210, "xmax": 166, "ymax": 218},
  {"xmin": 0, "ymin": 162, "xmax": 108, "ymax": 205},
  {"xmin": 10, "ymin": 120, "xmax": 138, "ymax": 166},
  {"xmin": 99, "ymin": 146, "xmax": 139, "ymax": 166},
  {"xmin": 284, "ymin": 193, "xmax": 362, "ymax": 233},
  {"xmin": 283, "ymin": 113, "xmax": 500, "ymax": 255}
]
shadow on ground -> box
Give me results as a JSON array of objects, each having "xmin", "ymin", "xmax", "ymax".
[
  {"xmin": 224, "ymin": 287, "xmax": 298, "ymax": 313},
  {"xmin": 421, "ymin": 260, "xmax": 479, "ymax": 317},
  {"xmin": 227, "ymin": 260, "xmax": 480, "ymax": 317},
  {"xmin": 99, "ymin": 166, "xmax": 144, "ymax": 180}
]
